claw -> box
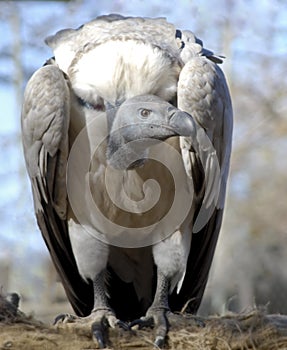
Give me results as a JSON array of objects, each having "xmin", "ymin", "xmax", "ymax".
[
  {"xmin": 53, "ymin": 313, "xmax": 76, "ymax": 325},
  {"xmin": 91, "ymin": 322, "xmax": 106, "ymax": 349},
  {"xmin": 130, "ymin": 316, "xmax": 154, "ymax": 330},
  {"xmin": 91, "ymin": 318, "xmax": 129, "ymax": 348},
  {"xmin": 130, "ymin": 308, "xmax": 169, "ymax": 348},
  {"xmin": 90, "ymin": 309, "xmax": 128, "ymax": 348},
  {"xmin": 154, "ymin": 335, "xmax": 165, "ymax": 348},
  {"xmin": 116, "ymin": 319, "xmax": 130, "ymax": 331}
]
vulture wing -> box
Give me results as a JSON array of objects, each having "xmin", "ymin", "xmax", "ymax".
[
  {"xmin": 170, "ymin": 49, "xmax": 233, "ymax": 312},
  {"xmin": 21, "ymin": 63, "xmax": 93, "ymax": 316}
]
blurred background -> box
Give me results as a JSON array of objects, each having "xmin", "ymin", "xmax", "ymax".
[{"xmin": 0, "ymin": 0, "xmax": 286, "ymax": 321}]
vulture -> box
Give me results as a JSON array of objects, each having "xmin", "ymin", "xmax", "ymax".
[{"xmin": 21, "ymin": 14, "xmax": 233, "ymax": 348}]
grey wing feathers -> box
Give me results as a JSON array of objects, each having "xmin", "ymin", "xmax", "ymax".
[
  {"xmin": 172, "ymin": 52, "xmax": 232, "ymax": 312},
  {"xmin": 178, "ymin": 56, "xmax": 233, "ymax": 212},
  {"xmin": 21, "ymin": 64, "xmax": 93, "ymax": 316},
  {"xmin": 179, "ymin": 30, "xmax": 224, "ymax": 64},
  {"xmin": 170, "ymin": 208, "xmax": 224, "ymax": 312},
  {"xmin": 21, "ymin": 65, "xmax": 69, "ymax": 217}
]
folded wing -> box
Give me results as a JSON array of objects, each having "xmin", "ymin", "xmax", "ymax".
[{"xmin": 21, "ymin": 64, "xmax": 93, "ymax": 316}]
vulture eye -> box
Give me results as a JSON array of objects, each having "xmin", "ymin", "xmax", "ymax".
[{"xmin": 139, "ymin": 108, "xmax": 151, "ymax": 118}]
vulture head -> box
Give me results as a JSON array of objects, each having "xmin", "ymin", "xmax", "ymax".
[{"xmin": 106, "ymin": 94, "xmax": 196, "ymax": 169}]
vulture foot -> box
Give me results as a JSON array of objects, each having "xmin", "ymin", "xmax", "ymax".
[
  {"xmin": 130, "ymin": 307, "xmax": 170, "ymax": 348},
  {"xmin": 90, "ymin": 307, "xmax": 129, "ymax": 348},
  {"xmin": 54, "ymin": 308, "xmax": 129, "ymax": 349}
]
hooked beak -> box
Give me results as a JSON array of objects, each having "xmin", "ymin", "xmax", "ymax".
[{"xmin": 167, "ymin": 110, "xmax": 196, "ymax": 137}]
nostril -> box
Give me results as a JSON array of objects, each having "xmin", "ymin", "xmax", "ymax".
[{"xmin": 167, "ymin": 107, "xmax": 176, "ymax": 117}]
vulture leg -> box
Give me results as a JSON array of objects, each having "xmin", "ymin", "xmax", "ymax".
[
  {"xmin": 130, "ymin": 270, "xmax": 170, "ymax": 348},
  {"xmin": 90, "ymin": 270, "xmax": 128, "ymax": 348}
]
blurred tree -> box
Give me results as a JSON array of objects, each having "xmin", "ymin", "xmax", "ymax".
[{"xmin": 201, "ymin": 0, "xmax": 287, "ymax": 315}]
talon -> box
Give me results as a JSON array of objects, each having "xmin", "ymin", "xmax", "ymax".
[
  {"xmin": 90, "ymin": 309, "xmax": 130, "ymax": 348},
  {"xmin": 154, "ymin": 335, "xmax": 165, "ymax": 348},
  {"xmin": 130, "ymin": 316, "xmax": 154, "ymax": 330},
  {"xmin": 53, "ymin": 313, "xmax": 76, "ymax": 325},
  {"xmin": 116, "ymin": 319, "xmax": 130, "ymax": 331},
  {"xmin": 92, "ymin": 322, "xmax": 106, "ymax": 349}
]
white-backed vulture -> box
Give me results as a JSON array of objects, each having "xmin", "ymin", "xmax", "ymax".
[{"xmin": 21, "ymin": 14, "xmax": 233, "ymax": 348}]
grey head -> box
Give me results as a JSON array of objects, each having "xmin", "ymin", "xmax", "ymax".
[{"xmin": 106, "ymin": 95, "xmax": 196, "ymax": 169}]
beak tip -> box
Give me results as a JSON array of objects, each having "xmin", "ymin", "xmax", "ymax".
[{"xmin": 169, "ymin": 111, "xmax": 195, "ymax": 137}]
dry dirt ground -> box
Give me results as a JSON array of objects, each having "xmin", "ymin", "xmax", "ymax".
[{"xmin": 1, "ymin": 295, "xmax": 287, "ymax": 350}]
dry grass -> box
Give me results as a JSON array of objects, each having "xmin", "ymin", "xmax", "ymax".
[{"xmin": 1, "ymin": 294, "xmax": 287, "ymax": 349}]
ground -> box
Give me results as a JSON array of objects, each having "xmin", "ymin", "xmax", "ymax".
[{"xmin": 1, "ymin": 295, "xmax": 287, "ymax": 349}]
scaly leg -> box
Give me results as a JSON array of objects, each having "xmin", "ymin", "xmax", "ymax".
[
  {"xmin": 90, "ymin": 270, "xmax": 128, "ymax": 348},
  {"xmin": 130, "ymin": 270, "xmax": 170, "ymax": 348}
]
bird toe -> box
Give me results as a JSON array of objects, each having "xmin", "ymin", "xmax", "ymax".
[
  {"xmin": 53, "ymin": 313, "xmax": 77, "ymax": 325},
  {"xmin": 130, "ymin": 307, "xmax": 169, "ymax": 348},
  {"xmin": 91, "ymin": 308, "xmax": 129, "ymax": 348}
]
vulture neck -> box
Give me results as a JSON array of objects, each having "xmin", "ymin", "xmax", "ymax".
[{"xmin": 106, "ymin": 131, "xmax": 149, "ymax": 170}]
